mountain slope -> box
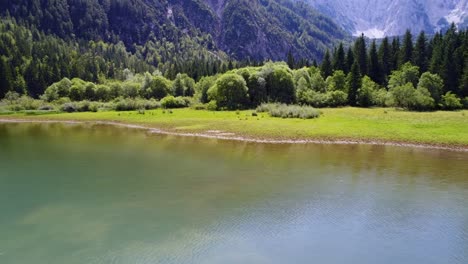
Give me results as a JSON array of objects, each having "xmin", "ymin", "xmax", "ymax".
[
  {"xmin": 304, "ymin": 0, "xmax": 468, "ymax": 37},
  {"xmin": 0, "ymin": 0, "xmax": 347, "ymax": 61}
]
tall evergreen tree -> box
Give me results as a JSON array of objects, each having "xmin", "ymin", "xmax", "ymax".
[
  {"xmin": 354, "ymin": 34, "xmax": 367, "ymax": 76},
  {"xmin": 347, "ymin": 61, "xmax": 361, "ymax": 106},
  {"xmin": 0, "ymin": 56, "xmax": 13, "ymax": 98},
  {"xmin": 400, "ymin": 30, "xmax": 413, "ymax": 65},
  {"xmin": 345, "ymin": 47, "xmax": 354, "ymax": 74},
  {"xmin": 287, "ymin": 50, "xmax": 295, "ymax": 69},
  {"xmin": 413, "ymin": 31, "xmax": 428, "ymax": 73},
  {"xmin": 332, "ymin": 42, "xmax": 346, "ymax": 72},
  {"xmin": 378, "ymin": 37, "xmax": 392, "ymax": 84},
  {"xmin": 368, "ymin": 40, "xmax": 382, "ymax": 84},
  {"xmin": 391, "ymin": 37, "xmax": 401, "ymax": 70},
  {"xmin": 320, "ymin": 50, "xmax": 333, "ymax": 78}
]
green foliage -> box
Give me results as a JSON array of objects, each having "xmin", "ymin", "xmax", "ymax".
[
  {"xmin": 358, "ymin": 76, "xmax": 378, "ymax": 107},
  {"xmin": 142, "ymin": 73, "xmax": 172, "ymax": 100},
  {"xmin": 173, "ymin": 74, "xmax": 195, "ymax": 97},
  {"xmin": 208, "ymin": 73, "xmax": 249, "ymax": 110},
  {"xmin": 388, "ymin": 63, "xmax": 420, "ymax": 89},
  {"xmin": 160, "ymin": 96, "xmax": 189, "ymax": 109},
  {"xmin": 441, "ymin": 92, "xmax": 463, "ymax": 110},
  {"xmin": 417, "ymin": 72, "xmax": 444, "ymax": 104},
  {"xmin": 391, "ymin": 83, "xmax": 416, "ymax": 109},
  {"xmin": 256, "ymin": 103, "xmax": 320, "ymax": 119},
  {"xmin": 326, "ymin": 70, "xmax": 347, "ymax": 92},
  {"xmin": 195, "ymin": 76, "xmax": 217, "ymax": 103},
  {"xmin": 347, "ymin": 61, "xmax": 361, "ymax": 106}
]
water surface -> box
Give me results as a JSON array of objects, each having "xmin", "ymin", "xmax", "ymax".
[{"xmin": 0, "ymin": 123, "xmax": 467, "ymax": 264}]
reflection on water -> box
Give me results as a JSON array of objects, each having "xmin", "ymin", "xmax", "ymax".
[{"xmin": 0, "ymin": 123, "xmax": 467, "ymax": 264}]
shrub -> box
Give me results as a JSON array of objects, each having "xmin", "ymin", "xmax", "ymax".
[
  {"xmin": 256, "ymin": 103, "xmax": 320, "ymax": 119},
  {"xmin": 327, "ymin": 91, "xmax": 348, "ymax": 107},
  {"xmin": 61, "ymin": 103, "xmax": 78, "ymax": 113},
  {"xmin": 161, "ymin": 96, "xmax": 188, "ymax": 109},
  {"xmin": 94, "ymin": 84, "xmax": 111, "ymax": 101},
  {"xmin": 208, "ymin": 73, "xmax": 249, "ymax": 110},
  {"xmin": 358, "ymin": 76, "xmax": 378, "ymax": 107},
  {"xmin": 411, "ymin": 87, "xmax": 435, "ymax": 111},
  {"xmin": 38, "ymin": 105, "xmax": 55, "ymax": 111},
  {"xmin": 391, "ymin": 83, "xmax": 416, "ymax": 109},
  {"xmin": 207, "ymin": 100, "xmax": 218, "ymax": 111},
  {"xmin": 441, "ymin": 92, "xmax": 463, "ymax": 110}
]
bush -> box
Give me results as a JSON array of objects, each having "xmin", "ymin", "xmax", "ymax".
[
  {"xmin": 207, "ymin": 100, "xmax": 218, "ymax": 111},
  {"xmin": 256, "ymin": 103, "xmax": 320, "ymax": 119},
  {"xmin": 38, "ymin": 105, "xmax": 55, "ymax": 111},
  {"xmin": 327, "ymin": 91, "xmax": 348, "ymax": 107},
  {"xmin": 61, "ymin": 103, "xmax": 78, "ymax": 113},
  {"xmin": 160, "ymin": 96, "xmax": 188, "ymax": 109},
  {"xmin": 463, "ymin": 97, "xmax": 468, "ymax": 109},
  {"xmin": 441, "ymin": 92, "xmax": 463, "ymax": 110},
  {"xmin": 208, "ymin": 73, "xmax": 249, "ymax": 110}
]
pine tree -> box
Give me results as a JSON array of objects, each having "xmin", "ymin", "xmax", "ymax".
[
  {"xmin": 378, "ymin": 37, "xmax": 392, "ymax": 84},
  {"xmin": 391, "ymin": 37, "xmax": 401, "ymax": 70},
  {"xmin": 400, "ymin": 30, "xmax": 413, "ymax": 65},
  {"xmin": 332, "ymin": 42, "xmax": 346, "ymax": 72},
  {"xmin": 0, "ymin": 56, "xmax": 13, "ymax": 98},
  {"xmin": 320, "ymin": 50, "xmax": 333, "ymax": 78},
  {"xmin": 368, "ymin": 40, "xmax": 382, "ymax": 84},
  {"xmin": 287, "ymin": 50, "xmax": 295, "ymax": 69},
  {"xmin": 354, "ymin": 34, "xmax": 367, "ymax": 76},
  {"xmin": 347, "ymin": 61, "xmax": 361, "ymax": 106},
  {"xmin": 413, "ymin": 31, "xmax": 428, "ymax": 73},
  {"xmin": 345, "ymin": 47, "xmax": 354, "ymax": 74}
]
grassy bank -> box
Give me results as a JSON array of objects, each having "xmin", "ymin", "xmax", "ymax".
[{"xmin": 1, "ymin": 107, "xmax": 468, "ymax": 148}]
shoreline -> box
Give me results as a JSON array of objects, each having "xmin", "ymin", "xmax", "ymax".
[{"xmin": 1, "ymin": 118, "xmax": 467, "ymax": 152}]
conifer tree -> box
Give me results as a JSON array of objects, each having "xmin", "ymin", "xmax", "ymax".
[
  {"xmin": 368, "ymin": 40, "xmax": 382, "ymax": 84},
  {"xmin": 391, "ymin": 37, "xmax": 401, "ymax": 70},
  {"xmin": 413, "ymin": 31, "xmax": 428, "ymax": 73},
  {"xmin": 0, "ymin": 56, "xmax": 13, "ymax": 98},
  {"xmin": 320, "ymin": 50, "xmax": 333, "ymax": 78},
  {"xmin": 347, "ymin": 61, "xmax": 361, "ymax": 106},
  {"xmin": 400, "ymin": 30, "xmax": 413, "ymax": 65},
  {"xmin": 332, "ymin": 42, "xmax": 346, "ymax": 72},
  {"xmin": 354, "ymin": 34, "xmax": 367, "ymax": 76},
  {"xmin": 378, "ymin": 37, "xmax": 392, "ymax": 84},
  {"xmin": 345, "ymin": 47, "xmax": 354, "ymax": 74}
]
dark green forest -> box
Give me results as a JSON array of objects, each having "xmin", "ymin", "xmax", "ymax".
[{"xmin": 0, "ymin": 0, "xmax": 467, "ymax": 112}]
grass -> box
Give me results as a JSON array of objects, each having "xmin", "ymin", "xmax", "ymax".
[{"xmin": 1, "ymin": 107, "xmax": 468, "ymax": 147}]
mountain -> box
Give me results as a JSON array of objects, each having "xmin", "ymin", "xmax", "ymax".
[
  {"xmin": 0, "ymin": 0, "xmax": 347, "ymax": 61},
  {"xmin": 303, "ymin": 0, "xmax": 468, "ymax": 38}
]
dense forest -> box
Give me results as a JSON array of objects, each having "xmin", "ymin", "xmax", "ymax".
[{"xmin": 0, "ymin": 6, "xmax": 467, "ymax": 112}]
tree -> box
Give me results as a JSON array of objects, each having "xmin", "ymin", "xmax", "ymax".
[
  {"xmin": 287, "ymin": 50, "xmax": 295, "ymax": 69},
  {"xmin": 208, "ymin": 73, "xmax": 248, "ymax": 110},
  {"xmin": 417, "ymin": 72, "xmax": 444, "ymax": 104},
  {"xmin": 326, "ymin": 70, "xmax": 347, "ymax": 92},
  {"xmin": 378, "ymin": 37, "xmax": 392, "ymax": 83},
  {"xmin": 391, "ymin": 37, "xmax": 401, "ymax": 70},
  {"xmin": 0, "ymin": 56, "xmax": 13, "ymax": 98},
  {"xmin": 320, "ymin": 50, "xmax": 333, "ymax": 78},
  {"xmin": 332, "ymin": 43, "xmax": 346, "ymax": 72},
  {"xmin": 310, "ymin": 71, "xmax": 326, "ymax": 92},
  {"xmin": 388, "ymin": 62, "xmax": 420, "ymax": 89},
  {"xmin": 400, "ymin": 30, "xmax": 413, "ymax": 65},
  {"xmin": 345, "ymin": 47, "xmax": 354, "ymax": 74},
  {"xmin": 358, "ymin": 76, "xmax": 378, "ymax": 107},
  {"xmin": 413, "ymin": 31, "xmax": 428, "ymax": 73},
  {"xmin": 441, "ymin": 92, "xmax": 463, "ymax": 110},
  {"xmin": 391, "ymin": 83, "xmax": 416, "ymax": 109},
  {"xmin": 145, "ymin": 76, "xmax": 172, "ymax": 99},
  {"xmin": 266, "ymin": 66, "xmax": 295, "ymax": 103},
  {"xmin": 354, "ymin": 34, "xmax": 367, "ymax": 76},
  {"xmin": 368, "ymin": 40, "xmax": 382, "ymax": 84},
  {"xmin": 346, "ymin": 61, "xmax": 361, "ymax": 106}
]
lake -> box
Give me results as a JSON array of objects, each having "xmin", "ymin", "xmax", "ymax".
[{"xmin": 0, "ymin": 122, "xmax": 467, "ymax": 264}]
